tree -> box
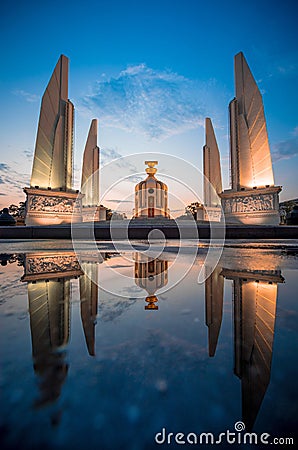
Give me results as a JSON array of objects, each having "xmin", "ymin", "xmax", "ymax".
[
  {"xmin": 9, "ymin": 202, "xmax": 26, "ymax": 218},
  {"xmin": 185, "ymin": 202, "xmax": 203, "ymax": 218}
]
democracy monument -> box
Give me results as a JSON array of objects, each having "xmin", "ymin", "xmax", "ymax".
[
  {"xmin": 24, "ymin": 55, "xmax": 83, "ymax": 226},
  {"xmin": 19, "ymin": 51, "xmax": 283, "ymax": 228},
  {"xmin": 220, "ymin": 52, "xmax": 281, "ymax": 225}
]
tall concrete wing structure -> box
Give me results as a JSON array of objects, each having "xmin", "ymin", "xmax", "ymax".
[
  {"xmin": 220, "ymin": 52, "xmax": 281, "ymax": 225},
  {"xmin": 230, "ymin": 53, "xmax": 274, "ymax": 189},
  {"xmin": 80, "ymin": 119, "xmax": 105, "ymax": 221},
  {"xmin": 199, "ymin": 118, "xmax": 223, "ymax": 222},
  {"xmin": 24, "ymin": 55, "xmax": 82, "ymax": 225},
  {"xmin": 31, "ymin": 55, "xmax": 73, "ymax": 190},
  {"xmin": 204, "ymin": 118, "xmax": 222, "ymax": 205},
  {"xmin": 81, "ymin": 119, "xmax": 99, "ymax": 206}
]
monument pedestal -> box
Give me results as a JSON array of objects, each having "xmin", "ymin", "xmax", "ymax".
[
  {"xmin": 220, "ymin": 186, "xmax": 281, "ymax": 225},
  {"xmin": 24, "ymin": 187, "xmax": 83, "ymax": 226},
  {"xmin": 82, "ymin": 205, "xmax": 107, "ymax": 222},
  {"xmin": 196, "ymin": 205, "xmax": 222, "ymax": 222},
  {"xmin": 21, "ymin": 251, "xmax": 83, "ymax": 282}
]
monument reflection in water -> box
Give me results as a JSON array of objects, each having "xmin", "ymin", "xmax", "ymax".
[
  {"xmin": 16, "ymin": 249, "xmax": 283, "ymax": 429},
  {"xmin": 21, "ymin": 251, "xmax": 103, "ymax": 407},
  {"xmin": 205, "ymin": 264, "xmax": 283, "ymax": 430},
  {"xmin": 0, "ymin": 247, "xmax": 289, "ymax": 445},
  {"xmin": 134, "ymin": 252, "xmax": 169, "ymax": 310}
]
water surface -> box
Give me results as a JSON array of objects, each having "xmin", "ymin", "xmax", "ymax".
[{"xmin": 0, "ymin": 241, "xmax": 297, "ymax": 449}]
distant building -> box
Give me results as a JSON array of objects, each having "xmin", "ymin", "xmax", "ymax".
[{"xmin": 134, "ymin": 161, "xmax": 170, "ymax": 219}]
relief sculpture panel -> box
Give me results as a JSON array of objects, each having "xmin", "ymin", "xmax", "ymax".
[
  {"xmin": 26, "ymin": 255, "xmax": 81, "ymax": 275},
  {"xmin": 28, "ymin": 195, "xmax": 80, "ymax": 213},
  {"xmin": 224, "ymin": 194, "xmax": 274, "ymax": 214}
]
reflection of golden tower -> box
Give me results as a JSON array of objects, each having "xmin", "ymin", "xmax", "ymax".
[
  {"xmin": 134, "ymin": 161, "xmax": 169, "ymax": 219},
  {"xmin": 205, "ymin": 265, "xmax": 224, "ymax": 357},
  {"xmin": 134, "ymin": 252, "xmax": 169, "ymax": 310},
  {"xmin": 222, "ymin": 268, "xmax": 284, "ymax": 430},
  {"xmin": 79, "ymin": 262, "xmax": 98, "ymax": 356}
]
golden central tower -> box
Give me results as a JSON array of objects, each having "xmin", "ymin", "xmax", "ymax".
[{"xmin": 134, "ymin": 161, "xmax": 169, "ymax": 219}]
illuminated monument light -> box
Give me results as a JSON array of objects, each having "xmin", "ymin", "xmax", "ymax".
[
  {"xmin": 197, "ymin": 118, "xmax": 223, "ymax": 222},
  {"xmin": 134, "ymin": 161, "xmax": 170, "ymax": 219},
  {"xmin": 220, "ymin": 52, "xmax": 282, "ymax": 225},
  {"xmin": 24, "ymin": 55, "xmax": 83, "ymax": 225}
]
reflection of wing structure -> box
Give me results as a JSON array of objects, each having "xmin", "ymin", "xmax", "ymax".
[
  {"xmin": 205, "ymin": 266, "xmax": 224, "ymax": 357},
  {"xmin": 23, "ymin": 252, "xmax": 82, "ymax": 407},
  {"xmin": 134, "ymin": 253, "xmax": 169, "ymax": 310},
  {"xmin": 79, "ymin": 262, "xmax": 98, "ymax": 356},
  {"xmin": 28, "ymin": 279, "xmax": 70, "ymax": 407},
  {"xmin": 222, "ymin": 268, "xmax": 284, "ymax": 430}
]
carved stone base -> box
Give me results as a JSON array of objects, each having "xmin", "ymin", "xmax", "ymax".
[
  {"xmin": 196, "ymin": 206, "xmax": 222, "ymax": 222},
  {"xmin": 220, "ymin": 186, "xmax": 281, "ymax": 225},
  {"xmin": 82, "ymin": 205, "xmax": 107, "ymax": 222},
  {"xmin": 24, "ymin": 187, "xmax": 83, "ymax": 226},
  {"xmin": 21, "ymin": 251, "xmax": 83, "ymax": 282}
]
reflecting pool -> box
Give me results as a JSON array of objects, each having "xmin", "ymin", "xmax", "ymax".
[{"xmin": 0, "ymin": 241, "xmax": 297, "ymax": 449}]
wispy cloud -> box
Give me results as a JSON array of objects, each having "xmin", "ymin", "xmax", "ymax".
[
  {"xmin": 101, "ymin": 148, "xmax": 123, "ymax": 165},
  {"xmin": 0, "ymin": 163, "xmax": 9, "ymax": 172},
  {"xmin": 13, "ymin": 89, "xmax": 39, "ymax": 103},
  {"xmin": 272, "ymin": 127, "xmax": 298, "ymax": 161},
  {"xmin": 81, "ymin": 64, "xmax": 212, "ymax": 140},
  {"xmin": 23, "ymin": 148, "xmax": 33, "ymax": 158},
  {"xmin": 0, "ymin": 161, "xmax": 29, "ymax": 201},
  {"xmin": 100, "ymin": 148, "xmax": 142, "ymax": 183},
  {"xmin": 251, "ymin": 47, "xmax": 298, "ymax": 81}
]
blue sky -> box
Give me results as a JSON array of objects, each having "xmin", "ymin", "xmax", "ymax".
[{"xmin": 0, "ymin": 0, "xmax": 297, "ymax": 210}]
